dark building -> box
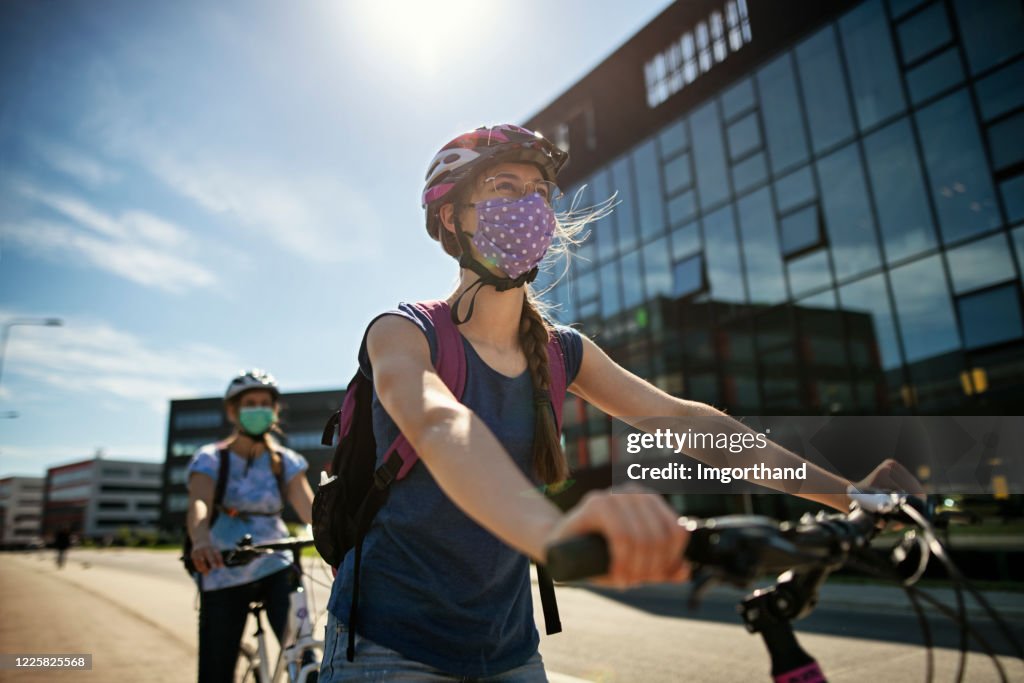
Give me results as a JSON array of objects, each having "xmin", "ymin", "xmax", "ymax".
[
  {"xmin": 160, "ymin": 389, "xmax": 341, "ymax": 531},
  {"xmin": 527, "ymin": 0, "xmax": 1024, "ymax": 511}
]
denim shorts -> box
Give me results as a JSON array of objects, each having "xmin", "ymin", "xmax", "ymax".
[{"xmin": 318, "ymin": 612, "xmax": 547, "ymax": 682}]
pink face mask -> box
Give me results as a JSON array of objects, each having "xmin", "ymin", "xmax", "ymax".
[{"xmin": 470, "ymin": 193, "xmax": 556, "ymax": 279}]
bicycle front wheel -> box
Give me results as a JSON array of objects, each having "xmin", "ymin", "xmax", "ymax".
[{"xmin": 235, "ymin": 643, "xmax": 259, "ymax": 683}]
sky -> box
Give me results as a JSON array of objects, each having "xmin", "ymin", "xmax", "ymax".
[{"xmin": 0, "ymin": 0, "xmax": 672, "ymax": 476}]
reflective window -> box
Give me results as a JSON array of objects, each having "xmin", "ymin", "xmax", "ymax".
[
  {"xmin": 780, "ymin": 205, "xmax": 822, "ymax": 256},
  {"xmin": 632, "ymin": 140, "xmax": 666, "ymax": 242},
  {"xmin": 599, "ymin": 261, "xmax": 623, "ymax": 318},
  {"xmin": 667, "ymin": 190, "xmax": 697, "ymax": 226},
  {"xmin": 799, "ymin": 288, "xmax": 838, "ymax": 309},
  {"xmin": 839, "ymin": 0, "xmax": 905, "ymax": 130},
  {"xmin": 774, "ymin": 166, "xmax": 816, "ymax": 213},
  {"xmin": 672, "ymin": 254, "xmax": 705, "ymax": 298},
  {"xmin": 946, "ymin": 233, "xmax": 1016, "ymax": 294},
  {"xmin": 721, "ymin": 77, "xmax": 755, "ymax": 120},
  {"xmin": 664, "ymin": 153, "xmax": 692, "ymax": 195},
  {"xmin": 611, "ymin": 156, "xmax": 638, "ymax": 253},
  {"xmin": 787, "ymin": 249, "xmax": 832, "ymax": 297},
  {"xmin": 703, "ymin": 205, "xmax": 747, "ymax": 302},
  {"xmin": 757, "ymin": 53, "xmax": 809, "ymax": 174},
  {"xmin": 795, "ymin": 26, "xmax": 856, "ymax": 154},
  {"xmin": 1003, "ymin": 175, "xmax": 1024, "ymax": 225},
  {"xmin": 906, "ymin": 48, "xmax": 964, "ymax": 105},
  {"xmin": 591, "ymin": 169, "xmax": 619, "ymax": 263},
  {"xmin": 657, "ymin": 118, "xmax": 688, "ymax": 158},
  {"xmin": 568, "ymin": 181, "xmax": 597, "ymax": 263},
  {"xmin": 889, "ymin": 255, "xmax": 961, "ymax": 362},
  {"xmin": 620, "ymin": 250, "xmax": 645, "ymax": 309},
  {"xmin": 690, "ymin": 100, "xmax": 731, "ymax": 209},
  {"xmin": 1013, "ymin": 226, "xmax": 1024, "ymax": 270},
  {"xmin": 957, "ymin": 285, "xmax": 1024, "ymax": 349},
  {"xmin": 817, "ymin": 144, "xmax": 882, "ymax": 280},
  {"xmin": 888, "ymin": 0, "xmax": 928, "ymax": 18},
  {"xmin": 916, "ymin": 90, "xmax": 1002, "ymax": 243},
  {"xmin": 975, "ymin": 59, "xmax": 1024, "ymax": 121},
  {"xmin": 576, "ymin": 270, "xmax": 599, "ymax": 303},
  {"xmin": 174, "ymin": 410, "xmax": 222, "ymax": 430},
  {"xmin": 670, "ymin": 221, "xmax": 701, "ymax": 260},
  {"xmin": 863, "ymin": 118, "xmax": 937, "ymax": 263},
  {"xmin": 988, "ymin": 112, "xmax": 1024, "ymax": 172},
  {"xmin": 642, "ymin": 238, "xmax": 672, "ymax": 299},
  {"xmin": 951, "ymin": 0, "xmax": 1024, "ymax": 75},
  {"xmin": 727, "ymin": 112, "xmax": 760, "ymax": 160},
  {"xmin": 897, "ymin": 2, "xmax": 952, "ymax": 64},
  {"xmin": 737, "ymin": 188, "xmax": 786, "ymax": 304},
  {"xmin": 838, "ymin": 274, "xmax": 903, "ymax": 369},
  {"xmin": 731, "ymin": 152, "xmax": 768, "ymax": 195}
]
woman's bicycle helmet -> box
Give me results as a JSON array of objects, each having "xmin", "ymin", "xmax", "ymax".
[{"xmin": 225, "ymin": 369, "xmax": 280, "ymax": 401}]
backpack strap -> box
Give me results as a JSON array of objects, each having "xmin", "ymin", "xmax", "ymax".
[
  {"xmin": 546, "ymin": 332, "xmax": 568, "ymax": 432},
  {"xmin": 211, "ymin": 448, "xmax": 230, "ymax": 525}
]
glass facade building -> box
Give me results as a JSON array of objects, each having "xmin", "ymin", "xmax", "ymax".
[{"xmin": 526, "ymin": 0, "xmax": 1024, "ymax": 475}]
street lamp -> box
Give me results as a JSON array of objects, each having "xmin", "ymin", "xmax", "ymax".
[{"xmin": 0, "ymin": 317, "xmax": 64, "ymax": 393}]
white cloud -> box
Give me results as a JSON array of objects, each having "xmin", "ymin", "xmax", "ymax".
[
  {"xmin": 0, "ymin": 312, "xmax": 239, "ymax": 413},
  {"xmin": 32, "ymin": 138, "xmax": 121, "ymax": 188},
  {"xmin": 4, "ymin": 182, "xmax": 217, "ymax": 294}
]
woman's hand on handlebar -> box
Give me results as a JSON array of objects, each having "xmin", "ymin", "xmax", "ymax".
[
  {"xmin": 545, "ymin": 486, "xmax": 689, "ymax": 588},
  {"xmin": 190, "ymin": 540, "xmax": 225, "ymax": 574}
]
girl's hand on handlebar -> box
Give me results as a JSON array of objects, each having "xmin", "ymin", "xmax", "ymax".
[
  {"xmin": 191, "ymin": 541, "xmax": 224, "ymax": 574},
  {"xmin": 545, "ymin": 486, "xmax": 689, "ymax": 588}
]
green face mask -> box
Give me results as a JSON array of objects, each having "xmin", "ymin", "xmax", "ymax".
[{"xmin": 239, "ymin": 406, "xmax": 276, "ymax": 436}]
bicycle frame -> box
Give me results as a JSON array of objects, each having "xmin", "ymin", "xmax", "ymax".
[{"xmin": 242, "ymin": 582, "xmax": 324, "ymax": 683}]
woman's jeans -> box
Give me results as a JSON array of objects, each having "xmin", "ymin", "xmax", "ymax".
[
  {"xmin": 319, "ymin": 612, "xmax": 547, "ymax": 682},
  {"xmin": 197, "ymin": 566, "xmax": 296, "ymax": 683}
]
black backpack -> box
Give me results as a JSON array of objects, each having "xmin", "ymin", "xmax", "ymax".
[
  {"xmin": 181, "ymin": 447, "xmax": 286, "ymax": 575},
  {"xmin": 311, "ymin": 300, "xmax": 564, "ymax": 662}
]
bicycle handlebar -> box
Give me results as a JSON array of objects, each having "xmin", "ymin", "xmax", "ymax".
[{"xmin": 221, "ymin": 535, "xmax": 317, "ymax": 567}]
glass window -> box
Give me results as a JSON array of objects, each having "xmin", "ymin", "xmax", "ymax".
[
  {"xmin": 951, "ymin": 0, "xmax": 1024, "ymax": 75},
  {"xmin": 1003, "ymin": 175, "xmax": 1024, "ymax": 225},
  {"xmin": 958, "ymin": 285, "xmax": 1024, "ymax": 349},
  {"xmin": 703, "ymin": 205, "xmax": 747, "ymax": 303},
  {"xmin": 838, "ymin": 274, "xmax": 903, "ymax": 369},
  {"xmin": 670, "ymin": 221, "xmax": 701, "ymax": 260},
  {"xmin": 620, "ymin": 250, "xmax": 644, "ymax": 309},
  {"xmin": 817, "ymin": 144, "xmax": 882, "ymax": 280},
  {"xmin": 897, "ymin": 2, "xmax": 953, "ymax": 64},
  {"xmin": 774, "ymin": 166, "xmax": 816, "ymax": 213},
  {"xmin": 1013, "ymin": 225, "xmax": 1024, "ymax": 270},
  {"xmin": 576, "ymin": 270, "xmax": 599, "ymax": 303},
  {"xmin": 611, "ymin": 156, "xmax": 638, "ymax": 253},
  {"xmin": 568, "ymin": 181, "xmax": 597, "ymax": 263},
  {"xmin": 889, "ymin": 255, "xmax": 960, "ymax": 362},
  {"xmin": 916, "ymin": 90, "xmax": 1002, "ymax": 243},
  {"xmin": 722, "ymin": 77, "xmax": 755, "ymax": 120},
  {"xmin": 787, "ymin": 249, "xmax": 832, "ymax": 297},
  {"xmin": 599, "ymin": 261, "xmax": 623, "ymax": 318},
  {"xmin": 795, "ymin": 26, "xmax": 856, "ymax": 154},
  {"xmin": 988, "ymin": 112, "xmax": 1024, "ymax": 171},
  {"xmin": 672, "ymin": 255, "xmax": 705, "ymax": 298},
  {"xmin": 757, "ymin": 53, "xmax": 809, "ymax": 174},
  {"xmin": 667, "ymin": 190, "xmax": 697, "ymax": 226},
  {"xmin": 839, "ymin": 0, "xmax": 906, "ymax": 131},
  {"xmin": 780, "ymin": 205, "xmax": 822, "ymax": 256},
  {"xmin": 726, "ymin": 112, "xmax": 760, "ymax": 160},
  {"xmin": 906, "ymin": 48, "xmax": 965, "ymax": 105},
  {"xmin": 591, "ymin": 169, "xmax": 619, "ymax": 263},
  {"xmin": 657, "ymin": 118, "xmax": 688, "ymax": 158},
  {"xmin": 737, "ymin": 188, "xmax": 787, "ymax": 304},
  {"xmin": 632, "ymin": 140, "xmax": 666, "ymax": 242},
  {"xmin": 690, "ymin": 100, "xmax": 730, "ymax": 210},
  {"xmin": 946, "ymin": 233, "xmax": 1016, "ymax": 294},
  {"xmin": 975, "ymin": 59, "xmax": 1024, "ymax": 121},
  {"xmin": 888, "ymin": 0, "xmax": 928, "ymax": 18},
  {"xmin": 731, "ymin": 152, "xmax": 768, "ymax": 195},
  {"xmin": 642, "ymin": 238, "xmax": 672, "ymax": 299},
  {"xmin": 863, "ymin": 118, "xmax": 937, "ymax": 263},
  {"xmin": 664, "ymin": 153, "xmax": 692, "ymax": 195},
  {"xmin": 799, "ymin": 288, "xmax": 838, "ymax": 309}
]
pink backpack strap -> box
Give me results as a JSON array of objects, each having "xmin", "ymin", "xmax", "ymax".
[
  {"xmin": 546, "ymin": 333, "xmax": 567, "ymax": 433},
  {"xmin": 388, "ymin": 300, "xmax": 467, "ymax": 480}
]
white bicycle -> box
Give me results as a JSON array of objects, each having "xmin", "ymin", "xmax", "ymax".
[{"xmin": 222, "ymin": 536, "xmax": 328, "ymax": 683}]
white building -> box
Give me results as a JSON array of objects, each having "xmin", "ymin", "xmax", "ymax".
[
  {"xmin": 44, "ymin": 457, "xmax": 162, "ymax": 539},
  {"xmin": 0, "ymin": 476, "xmax": 45, "ymax": 547}
]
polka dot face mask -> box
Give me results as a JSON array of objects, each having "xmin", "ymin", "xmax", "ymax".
[{"xmin": 470, "ymin": 192, "xmax": 556, "ymax": 279}]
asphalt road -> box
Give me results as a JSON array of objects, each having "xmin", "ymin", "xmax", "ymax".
[{"xmin": 1, "ymin": 548, "xmax": 1021, "ymax": 682}]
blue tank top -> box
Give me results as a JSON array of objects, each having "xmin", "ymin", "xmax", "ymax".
[{"xmin": 327, "ymin": 302, "xmax": 583, "ymax": 677}]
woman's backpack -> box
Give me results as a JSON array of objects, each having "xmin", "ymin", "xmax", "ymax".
[{"xmin": 311, "ymin": 299, "xmax": 567, "ymax": 661}]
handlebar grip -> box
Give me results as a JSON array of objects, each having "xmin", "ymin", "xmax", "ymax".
[{"xmin": 545, "ymin": 533, "xmax": 610, "ymax": 582}]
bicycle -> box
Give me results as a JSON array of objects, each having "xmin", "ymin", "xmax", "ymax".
[
  {"xmin": 546, "ymin": 490, "xmax": 1024, "ymax": 683},
  {"xmin": 221, "ymin": 535, "xmax": 328, "ymax": 683}
]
